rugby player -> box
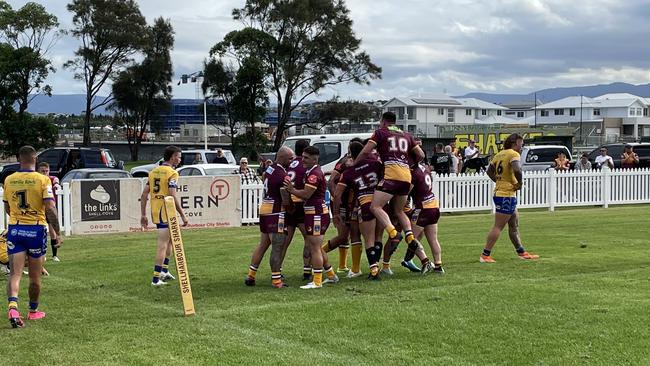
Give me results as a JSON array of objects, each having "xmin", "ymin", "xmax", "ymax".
[
  {"xmin": 355, "ymin": 112, "xmax": 425, "ymax": 255},
  {"xmin": 334, "ymin": 141, "xmax": 385, "ymax": 280},
  {"xmin": 480, "ymin": 134, "xmax": 539, "ymax": 263},
  {"xmin": 245, "ymin": 147, "xmax": 294, "ymax": 288},
  {"xmin": 37, "ymin": 162, "xmax": 62, "ymax": 262},
  {"xmin": 401, "ymin": 162, "xmax": 444, "ymax": 274},
  {"xmin": 281, "ymin": 139, "xmax": 311, "ymax": 281},
  {"xmin": 140, "ymin": 146, "xmax": 189, "ymax": 286},
  {"xmin": 284, "ymin": 146, "xmax": 338, "ymax": 289},
  {"xmin": 4, "ymin": 146, "xmax": 62, "ymax": 328}
]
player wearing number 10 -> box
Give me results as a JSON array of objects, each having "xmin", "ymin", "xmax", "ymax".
[
  {"xmin": 140, "ymin": 146, "xmax": 189, "ymax": 286},
  {"xmin": 480, "ymin": 134, "xmax": 539, "ymax": 263},
  {"xmin": 355, "ymin": 111, "xmax": 426, "ymax": 262},
  {"xmin": 4, "ymin": 145, "xmax": 63, "ymax": 328}
]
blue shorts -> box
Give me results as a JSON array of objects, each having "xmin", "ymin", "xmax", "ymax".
[
  {"xmin": 493, "ymin": 196, "xmax": 517, "ymax": 215},
  {"xmin": 6, "ymin": 225, "xmax": 48, "ymax": 258}
]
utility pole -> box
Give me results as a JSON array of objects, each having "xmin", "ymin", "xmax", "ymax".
[{"xmin": 580, "ymin": 94, "xmax": 583, "ymax": 145}]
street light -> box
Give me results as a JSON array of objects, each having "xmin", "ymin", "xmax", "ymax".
[{"xmin": 178, "ymin": 71, "xmax": 208, "ymax": 150}]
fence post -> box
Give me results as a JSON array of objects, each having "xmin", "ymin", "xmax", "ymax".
[
  {"xmin": 63, "ymin": 183, "xmax": 72, "ymax": 236},
  {"xmin": 0, "ymin": 187, "xmax": 5, "ymax": 231},
  {"xmin": 601, "ymin": 167, "xmax": 610, "ymax": 208},
  {"xmin": 548, "ymin": 169, "xmax": 556, "ymax": 212},
  {"xmin": 431, "ymin": 172, "xmax": 440, "ymax": 207}
]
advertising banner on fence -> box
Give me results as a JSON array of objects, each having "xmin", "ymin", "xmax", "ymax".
[
  {"xmin": 71, "ymin": 179, "xmax": 142, "ymax": 234},
  {"xmin": 71, "ymin": 176, "xmax": 242, "ymax": 235}
]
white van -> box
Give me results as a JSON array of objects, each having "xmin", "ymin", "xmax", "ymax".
[{"xmin": 282, "ymin": 133, "xmax": 372, "ymax": 175}]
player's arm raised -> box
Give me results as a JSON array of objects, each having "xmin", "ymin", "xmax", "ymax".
[
  {"xmin": 511, "ymin": 160, "xmax": 523, "ymax": 190},
  {"xmin": 140, "ymin": 184, "xmax": 150, "ymax": 229}
]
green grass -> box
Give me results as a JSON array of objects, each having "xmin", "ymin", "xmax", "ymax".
[{"xmin": 4, "ymin": 205, "xmax": 650, "ymax": 365}]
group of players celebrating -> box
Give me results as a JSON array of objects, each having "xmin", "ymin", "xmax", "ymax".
[{"xmin": 244, "ymin": 111, "xmax": 539, "ymax": 289}]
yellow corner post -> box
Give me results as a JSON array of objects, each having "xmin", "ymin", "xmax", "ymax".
[{"xmin": 164, "ymin": 196, "xmax": 195, "ymax": 316}]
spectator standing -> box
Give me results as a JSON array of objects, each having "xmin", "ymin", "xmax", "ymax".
[
  {"xmin": 574, "ymin": 153, "xmax": 592, "ymax": 171},
  {"xmin": 432, "ymin": 143, "xmax": 452, "ymax": 175},
  {"xmin": 445, "ymin": 145, "xmax": 458, "ymax": 174},
  {"xmin": 233, "ymin": 157, "xmax": 260, "ymax": 184},
  {"xmin": 462, "ymin": 139, "xmax": 481, "ymax": 173},
  {"xmin": 620, "ymin": 144, "xmax": 639, "ymax": 169},
  {"xmin": 595, "ymin": 147, "xmax": 614, "ymax": 169}
]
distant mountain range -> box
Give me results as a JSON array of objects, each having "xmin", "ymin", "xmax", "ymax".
[
  {"xmin": 23, "ymin": 82, "xmax": 650, "ymax": 114},
  {"xmin": 456, "ymin": 82, "xmax": 650, "ymax": 105}
]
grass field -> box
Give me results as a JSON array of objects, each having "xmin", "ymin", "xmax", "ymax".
[{"xmin": 4, "ymin": 205, "xmax": 650, "ymax": 365}]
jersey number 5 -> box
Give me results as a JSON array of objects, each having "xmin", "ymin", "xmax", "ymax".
[{"xmin": 153, "ymin": 178, "xmax": 161, "ymax": 193}]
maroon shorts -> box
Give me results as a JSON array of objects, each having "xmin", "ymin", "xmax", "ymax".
[
  {"xmin": 377, "ymin": 179, "xmax": 411, "ymax": 196},
  {"xmin": 359, "ymin": 202, "xmax": 390, "ymax": 222},
  {"xmin": 259, "ymin": 213, "xmax": 287, "ymax": 234},
  {"xmin": 286, "ymin": 202, "xmax": 304, "ymax": 227},
  {"xmin": 304, "ymin": 213, "xmax": 330, "ymax": 236},
  {"xmin": 409, "ymin": 208, "xmax": 440, "ymax": 227}
]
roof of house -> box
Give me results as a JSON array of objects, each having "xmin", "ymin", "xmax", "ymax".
[{"xmin": 385, "ymin": 95, "xmax": 505, "ymax": 109}]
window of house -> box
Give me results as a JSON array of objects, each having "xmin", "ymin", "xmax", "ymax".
[
  {"xmin": 517, "ymin": 111, "xmax": 525, "ymax": 118},
  {"xmin": 541, "ymin": 110, "xmax": 549, "ymax": 117},
  {"xmin": 448, "ymin": 108, "xmax": 455, "ymax": 123},
  {"xmin": 593, "ymin": 108, "xmax": 600, "ymax": 116},
  {"xmin": 438, "ymin": 108, "xmax": 444, "ymax": 115},
  {"xmin": 407, "ymin": 107, "xmax": 417, "ymax": 120},
  {"xmin": 554, "ymin": 109, "xmax": 564, "ymax": 116},
  {"xmin": 497, "ymin": 110, "xmax": 502, "ymax": 116},
  {"xmin": 466, "ymin": 109, "xmax": 472, "ymax": 116},
  {"xmin": 407, "ymin": 125, "xmax": 416, "ymax": 134},
  {"xmin": 637, "ymin": 108, "xmax": 643, "ymax": 116},
  {"xmin": 481, "ymin": 109, "xmax": 487, "ymax": 116},
  {"xmin": 505, "ymin": 111, "xmax": 515, "ymax": 115},
  {"xmin": 644, "ymin": 108, "xmax": 648, "ymax": 116},
  {"xmin": 569, "ymin": 108, "xmax": 576, "ymax": 116}
]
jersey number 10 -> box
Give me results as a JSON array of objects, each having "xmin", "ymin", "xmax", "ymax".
[{"xmin": 388, "ymin": 136, "xmax": 408, "ymax": 153}]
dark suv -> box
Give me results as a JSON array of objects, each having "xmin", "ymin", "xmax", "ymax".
[
  {"xmin": 0, "ymin": 147, "xmax": 123, "ymax": 184},
  {"xmin": 587, "ymin": 143, "xmax": 650, "ymax": 168}
]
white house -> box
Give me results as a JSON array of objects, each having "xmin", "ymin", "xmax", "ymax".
[
  {"xmin": 382, "ymin": 94, "xmax": 507, "ymax": 137},
  {"xmin": 535, "ymin": 93, "xmax": 650, "ymax": 140}
]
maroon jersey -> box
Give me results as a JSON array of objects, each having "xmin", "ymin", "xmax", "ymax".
[
  {"xmin": 410, "ymin": 164, "xmax": 438, "ymax": 209},
  {"xmin": 287, "ymin": 157, "xmax": 307, "ymax": 203},
  {"xmin": 260, "ymin": 163, "xmax": 287, "ymax": 215},
  {"xmin": 340, "ymin": 158, "xmax": 383, "ymax": 206},
  {"xmin": 303, "ymin": 165, "xmax": 327, "ymax": 213},
  {"xmin": 369, "ymin": 126, "xmax": 416, "ymax": 183},
  {"xmin": 333, "ymin": 154, "xmax": 352, "ymax": 206}
]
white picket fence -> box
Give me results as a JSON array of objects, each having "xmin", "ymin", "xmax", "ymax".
[
  {"xmin": 2, "ymin": 168, "xmax": 649, "ymax": 234},
  {"xmin": 0, "ymin": 183, "xmax": 72, "ymax": 236}
]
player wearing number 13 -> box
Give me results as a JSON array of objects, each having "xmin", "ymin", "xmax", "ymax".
[
  {"xmin": 3, "ymin": 145, "xmax": 63, "ymax": 328},
  {"xmin": 480, "ymin": 134, "xmax": 539, "ymax": 263}
]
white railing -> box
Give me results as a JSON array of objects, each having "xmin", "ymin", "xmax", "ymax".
[
  {"xmin": 0, "ymin": 183, "xmax": 72, "ymax": 236},
  {"xmin": 241, "ymin": 183, "xmax": 264, "ymax": 224}
]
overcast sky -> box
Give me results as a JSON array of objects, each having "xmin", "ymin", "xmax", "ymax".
[{"xmin": 7, "ymin": 0, "xmax": 650, "ymax": 100}]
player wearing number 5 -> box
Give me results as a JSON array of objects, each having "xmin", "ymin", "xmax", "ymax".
[
  {"xmin": 480, "ymin": 134, "xmax": 539, "ymax": 263},
  {"xmin": 4, "ymin": 146, "xmax": 63, "ymax": 328},
  {"xmin": 355, "ymin": 112, "xmax": 426, "ymax": 256},
  {"xmin": 140, "ymin": 146, "xmax": 188, "ymax": 286}
]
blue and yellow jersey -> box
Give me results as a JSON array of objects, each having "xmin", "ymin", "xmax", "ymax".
[
  {"xmin": 0, "ymin": 231, "xmax": 8, "ymax": 265},
  {"xmin": 148, "ymin": 164, "xmax": 179, "ymax": 224},
  {"xmin": 491, "ymin": 149, "xmax": 520, "ymax": 197},
  {"xmin": 3, "ymin": 171, "xmax": 53, "ymax": 226}
]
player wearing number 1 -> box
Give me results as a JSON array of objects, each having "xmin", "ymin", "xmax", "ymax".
[
  {"xmin": 355, "ymin": 111, "xmax": 426, "ymax": 254},
  {"xmin": 140, "ymin": 146, "xmax": 189, "ymax": 286},
  {"xmin": 480, "ymin": 134, "xmax": 539, "ymax": 263},
  {"xmin": 4, "ymin": 146, "xmax": 63, "ymax": 328}
]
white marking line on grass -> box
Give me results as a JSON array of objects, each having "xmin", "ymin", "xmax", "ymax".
[{"xmin": 52, "ymin": 276, "xmax": 354, "ymax": 364}]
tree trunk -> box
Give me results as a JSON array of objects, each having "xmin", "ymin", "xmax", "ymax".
[{"xmin": 83, "ymin": 93, "xmax": 92, "ymax": 146}]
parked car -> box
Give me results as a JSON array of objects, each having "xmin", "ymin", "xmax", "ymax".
[
  {"xmin": 586, "ymin": 143, "xmax": 650, "ymax": 169},
  {"xmin": 130, "ymin": 149, "xmax": 236, "ymax": 177},
  {"xmin": 60, "ymin": 168, "xmax": 132, "ymax": 184},
  {"xmin": 519, "ymin": 145, "xmax": 572, "ymax": 172},
  {"xmin": 0, "ymin": 147, "xmax": 123, "ymax": 185},
  {"xmin": 282, "ymin": 133, "xmax": 373, "ymax": 175},
  {"xmin": 176, "ymin": 163, "xmax": 239, "ymax": 177}
]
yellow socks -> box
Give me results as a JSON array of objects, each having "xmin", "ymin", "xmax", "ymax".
[
  {"xmin": 351, "ymin": 242, "xmax": 362, "ymax": 273},
  {"xmin": 338, "ymin": 244, "xmax": 349, "ymax": 270}
]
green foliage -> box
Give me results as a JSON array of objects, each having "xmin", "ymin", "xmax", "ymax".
[
  {"xmin": 202, "ymin": 58, "xmax": 237, "ymax": 140},
  {"xmin": 3, "ymin": 206, "xmax": 650, "ymax": 364},
  {"xmin": 110, "ymin": 17, "xmax": 174, "ymax": 161},
  {"xmin": 212, "ymin": 0, "xmax": 382, "ymax": 150},
  {"xmin": 0, "ymin": 1, "xmax": 60, "ymax": 115},
  {"xmin": 232, "ymin": 130, "xmax": 269, "ymax": 161},
  {"xmin": 65, "ymin": 0, "xmax": 147, "ymax": 146},
  {"xmin": 0, "ymin": 114, "xmax": 58, "ymax": 157},
  {"xmin": 308, "ymin": 98, "xmax": 380, "ymax": 130}
]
